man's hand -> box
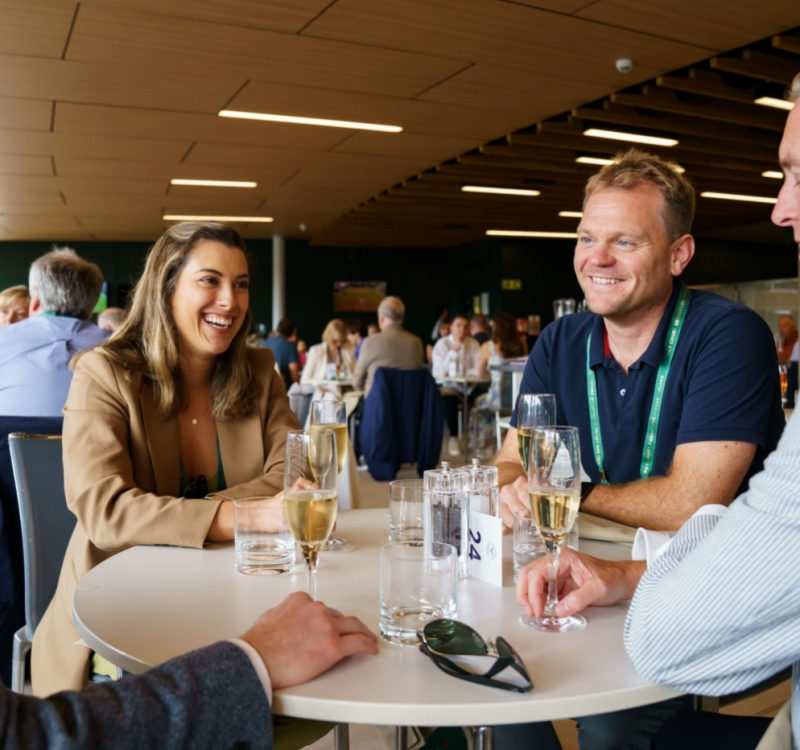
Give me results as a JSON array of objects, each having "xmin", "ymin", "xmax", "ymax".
[
  {"xmin": 498, "ymin": 476, "xmax": 529, "ymax": 534},
  {"xmin": 242, "ymin": 592, "xmax": 378, "ymax": 690},
  {"xmin": 516, "ymin": 548, "xmax": 645, "ymax": 618}
]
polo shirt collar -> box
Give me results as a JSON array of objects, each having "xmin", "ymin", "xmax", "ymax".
[{"xmin": 588, "ymin": 278, "xmax": 684, "ymax": 370}]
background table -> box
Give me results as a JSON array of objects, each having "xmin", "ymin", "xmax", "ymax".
[{"xmin": 73, "ymin": 508, "xmax": 680, "ymax": 727}]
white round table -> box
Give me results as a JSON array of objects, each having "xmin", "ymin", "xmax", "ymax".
[{"xmin": 73, "ymin": 508, "xmax": 680, "ymax": 729}]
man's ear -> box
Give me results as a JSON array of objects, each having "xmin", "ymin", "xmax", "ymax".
[
  {"xmin": 671, "ymin": 234, "xmax": 695, "ymax": 276},
  {"xmin": 29, "ymin": 296, "xmax": 42, "ymax": 315}
]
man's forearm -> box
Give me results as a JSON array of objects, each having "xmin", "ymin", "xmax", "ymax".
[{"xmin": 496, "ymin": 459, "xmax": 525, "ymax": 492}]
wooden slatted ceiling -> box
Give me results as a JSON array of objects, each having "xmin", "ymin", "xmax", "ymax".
[{"xmin": 0, "ymin": 0, "xmax": 799, "ymax": 243}]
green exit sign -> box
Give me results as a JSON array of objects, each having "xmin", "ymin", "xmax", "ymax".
[{"xmin": 501, "ymin": 279, "xmax": 522, "ymax": 290}]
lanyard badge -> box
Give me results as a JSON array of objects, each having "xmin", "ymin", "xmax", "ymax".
[{"xmin": 586, "ymin": 282, "xmax": 691, "ymax": 484}]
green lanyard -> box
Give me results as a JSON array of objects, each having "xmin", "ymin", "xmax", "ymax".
[{"xmin": 586, "ymin": 282, "xmax": 691, "ymax": 484}]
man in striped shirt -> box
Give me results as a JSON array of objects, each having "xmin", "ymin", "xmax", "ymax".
[{"xmin": 518, "ymin": 70, "xmax": 800, "ymax": 750}]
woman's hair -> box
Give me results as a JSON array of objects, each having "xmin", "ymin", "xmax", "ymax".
[
  {"xmin": 492, "ymin": 312, "xmax": 525, "ymax": 358},
  {"xmin": 322, "ymin": 319, "xmax": 348, "ymax": 348},
  {"xmin": 96, "ymin": 222, "xmax": 257, "ymax": 421},
  {"xmin": 0, "ymin": 285, "xmax": 30, "ymax": 312}
]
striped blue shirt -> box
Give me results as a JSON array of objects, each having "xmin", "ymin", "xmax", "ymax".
[{"xmin": 625, "ymin": 412, "xmax": 800, "ymax": 749}]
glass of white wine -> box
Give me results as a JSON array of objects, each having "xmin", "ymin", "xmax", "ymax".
[
  {"xmin": 521, "ymin": 425, "xmax": 584, "ymax": 633},
  {"xmin": 284, "ymin": 429, "xmax": 338, "ymax": 600},
  {"xmin": 516, "ymin": 394, "xmax": 556, "ymax": 473},
  {"xmin": 309, "ymin": 400, "xmax": 350, "ymax": 551}
]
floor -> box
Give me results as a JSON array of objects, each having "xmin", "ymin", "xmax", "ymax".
[{"xmin": 303, "ymin": 458, "xmax": 791, "ymax": 750}]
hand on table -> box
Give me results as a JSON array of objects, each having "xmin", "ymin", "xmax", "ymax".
[
  {"xmin": 516, "ymin": 548, "xmax": 646, "ymax": 618},
  {"xmin": 243, "ymin": 592, "xmax": 378, "ymax": 690},
  {"xmin": 498, "ymin": 476, "xmax": 529, "ymax": 535}
]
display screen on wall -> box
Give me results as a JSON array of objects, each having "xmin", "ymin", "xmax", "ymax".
[{"xmin": 333, "ymin": 281, "xmax": 387, "ymax": 312}]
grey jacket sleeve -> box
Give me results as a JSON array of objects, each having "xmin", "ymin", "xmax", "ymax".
[
  {"xmin": 624, "ymin": 412, "xmax": 800, "ymax": 698},
  {"xmin": 0, "ymin": 641, "xmax": 273, "ymax": 749}
]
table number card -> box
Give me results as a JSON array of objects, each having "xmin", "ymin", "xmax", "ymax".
[{"xmin": 468, "ymin": 510, "xmax": 504, "ymax": 586}]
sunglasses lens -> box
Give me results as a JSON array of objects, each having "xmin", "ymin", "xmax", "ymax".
[{"xmin": 423, "ymin": 619, "xmax": 487, "ymax": 655}]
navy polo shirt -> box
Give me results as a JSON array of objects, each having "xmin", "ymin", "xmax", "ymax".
[
  {"xmin": 510, "ymin": 279, "xmax": 784, "ymax": 493},
  {"xmin": 258, "ymin": 335, "xmax": 298, "ymax": 389}
]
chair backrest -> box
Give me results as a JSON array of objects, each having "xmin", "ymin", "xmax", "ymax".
[{"xmin": 9, "ymin": 433, "xmax": 76, "ymax": 636}]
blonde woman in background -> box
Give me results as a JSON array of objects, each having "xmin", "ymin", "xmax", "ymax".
[
  {"xmin": 0, "ymin": 285, "xmax": 30, "ymax": 326},
  {"xmin": 300, "ymin": 318, "xmax": 355, "ymax": 383}
]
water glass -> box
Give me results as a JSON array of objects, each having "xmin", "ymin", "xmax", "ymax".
[
  {"xmin": 388, "ymin": 479, "xmax": 424, "ymax": 542},
  {"xmin": 379, "ymin": 542, "xmax": 457, "ymax": 646},
  {"xmin": 234, "ymin": 498, "xmax": 295, "ymax": 575},
  {"xmin": 513, "ymin": 509, "xmax": 545, "ymax": 582}
]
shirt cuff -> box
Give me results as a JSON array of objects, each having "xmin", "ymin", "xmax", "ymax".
[
  {"xmin": 229, "ymin": 638, "xmax": 272, "ymax": 704},
  {"xmin": 631, "ymin": 504, "xmax": 729, "ymax": 566}
]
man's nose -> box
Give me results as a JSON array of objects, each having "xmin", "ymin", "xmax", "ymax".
[{"xmin": 771, "ymin": 180, "xmax": 798, "ymax": 229}]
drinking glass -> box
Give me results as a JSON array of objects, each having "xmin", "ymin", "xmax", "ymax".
[
  {"xmin": 521, "ymin": 426, "xmax": 584, "ymax": 632},
  {"xmin": 516, "ymin": 394, "xmax": 556, "ymax": 473},
  {"xmin": 388, "ymin": 479, "xmax": 424, "ymax": 542},
  {"xmin": 779, "ymin": 364, "xmax": 789, "ymax": 407},
  {"xmin": 310, "ymin": 400, "xmax": 350, "ymax": 551},
  {"xmin": 284, "ymin": 429, "xmax": 338, "ymax": 600}
]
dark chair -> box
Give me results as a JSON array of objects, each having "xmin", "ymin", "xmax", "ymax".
[
  {"xmin": 360, "ymin": 368, "xmax": 445, "ymax": 482},
  {"xmin": 9, "ymin": 432, "xmax": 75, "ymax": 693},
  {"xmin": 0, "ymin": 416, "xmax": 63, "ymax": 687}
]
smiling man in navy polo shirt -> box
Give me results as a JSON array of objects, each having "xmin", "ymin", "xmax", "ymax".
[
  {"xmin": 497, "ymin": 149, "xmax": 784, "ymax": 533},
  {"xmin": 492, "ymin": 148, "xmax": 785, "ymax": 750}
]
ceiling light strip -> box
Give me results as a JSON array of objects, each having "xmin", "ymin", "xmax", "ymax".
[
  {"xmin": 486, "ymin": 230, "xmax": 578, "ymax": 238},
  {"xmin": 462, "ymin": 185, "xmax": 541, "ymax": 196},
  {"xmin": 699, "ymin": 192, "xmax": 777, "ymax": 204},
  {"xmin": 754, "ymin": 97, "xmax": 794, "ymax": 111},
  {"xmin": 558, "ymin": 211, "xmax": 583, "ymax": 218},
  {"xmin": 583, "ymin": 128, "xmax": 679, "ymax": 147},
  {"xmin": 162, "ymin": 214, "xmax": 274, "ymax": 222},
  {"xmin": 576, "ymin": 156, "xmax": 614, "ymax": 166},
  {"xmin": 170, "ymin": 179, "xmax": 257, "ymax": 188},
  {"xmin": 219, "ymin": 109, "xmax": 402, "ymax": 133},
  {"xmin": 762, "ymin": 171, "xmax": 784, "ymax": 179}
]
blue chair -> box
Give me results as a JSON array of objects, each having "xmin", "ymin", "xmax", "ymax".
[
  {"xmin": 360, "ymin": 367, "xmax": 445, "ymax": 482},
  {"xmin": 9, "ymin": 432, "xmax": 76, "ymax": 693},
  {"xmin": 0, "ymin": 416, "xmax": 63, "ymax": 687}
]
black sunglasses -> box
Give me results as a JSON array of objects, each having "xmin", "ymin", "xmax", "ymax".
[{"xmin": 419, "ymin": 619, "xmax": 533, "ymax": 693}]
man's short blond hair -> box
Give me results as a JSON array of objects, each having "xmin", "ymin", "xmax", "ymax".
[{"xmin": 583, "ymin": 148, "xmax": 696, "ymax": 242}]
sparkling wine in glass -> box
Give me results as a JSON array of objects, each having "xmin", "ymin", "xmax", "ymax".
[
  {"xmin": 516, "ymin": 394, "xmax": 556, "ymax": 473},
  {"xmin": 309, "ymin": 400, "xmax": 350, "ymax": 551},
  {"xmin": 521, "ymin": 425, "xmax": 585, "ymax": 633},
  {"xmin": 284, "ymin": 430, "xmax": 338, "ymax": 600}
]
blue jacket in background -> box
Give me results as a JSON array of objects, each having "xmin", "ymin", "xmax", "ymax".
[{"xmin": 360, "ymin": 368, "xmax": 444, "ymax": 481}]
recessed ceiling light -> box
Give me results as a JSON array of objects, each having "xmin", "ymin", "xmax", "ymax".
[
  {"xmin": 762, "ymin": 171, "xmax": 784, "ymax": 179},
  {"xmin": 700, "ymin": 192, "xmax": 777, "ymax": 204},
  {"xmin": 170, "ymin": 179, "xmax": 257, "ymax": 188},
  {"xmin": 754, "ymin": 97, "xmax": 794, "ymax": 111},
  {"xmin": 558, "ymin": 211, "xmax": 583, "ymax": 218},
  {"xmin": 219, "ymin": 109, "xmax": 402, "ymax": 133},
  {"xmin": 576, "ymin": 156, "xmax": 615, "ymax": 166},
  {"xmin": 486, "ymin": 230, "xmax": 579, "ymax": 238},
  {"xmin": 583, "ymin": 128, "xmax": 679, "ymax": 147},
  {"xmin": 461, "ymin": 185, "xmax": 541, "ymax": 196},
  {"xmin": 162, "ymin": 214, "xmax": 274, "ymax": 222}
]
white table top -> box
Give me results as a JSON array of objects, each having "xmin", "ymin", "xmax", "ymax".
[{"xmin": 73, "ymin": 509, "xmax": 680, "ymax": 726}]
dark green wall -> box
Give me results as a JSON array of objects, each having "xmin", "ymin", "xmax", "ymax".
[{"xmin": 1, "ymin": 235, "xmax": 795, "ymax": 340}]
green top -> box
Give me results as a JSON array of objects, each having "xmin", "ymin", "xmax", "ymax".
[{"xmin": 180, "ymin": 440, "xmax": 227, "ymax": 498}]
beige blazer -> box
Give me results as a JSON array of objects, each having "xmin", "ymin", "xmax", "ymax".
[
  {"xmin": 32, "ymin": 347, "xmax": 301, "ymax": 696},
  {"xmin": 300, "ymin": 342, "xmax": 356, "ymax": 384}
]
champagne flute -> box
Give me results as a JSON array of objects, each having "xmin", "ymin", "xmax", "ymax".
[
  {"xmin": 309, "ymin": 400, "xmax": 350, "ymax": 551},
  {"xmin": 521, "ymin": 426, "xmax": 585, "ymax": 632},
  {"xmin": 516, "ymin": 394, "xmax": 556, "ymax": 473},
  {"xmin": 284, "ymin": 430, "xmax": 338, "ymax": 600}
]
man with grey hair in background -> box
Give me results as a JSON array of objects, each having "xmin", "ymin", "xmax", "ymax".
[
  {"xmin": 352, "ymin": 296, "xmax": 424, "ymax": 398},
  {"xmin": 0, "ymin": 247, "xmax": 108, "ymax": 416}
]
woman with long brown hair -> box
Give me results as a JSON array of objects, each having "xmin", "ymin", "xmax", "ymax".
[{"xmin": 33, "ymin": 222, "xmax": 302, "ymax": 695}]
